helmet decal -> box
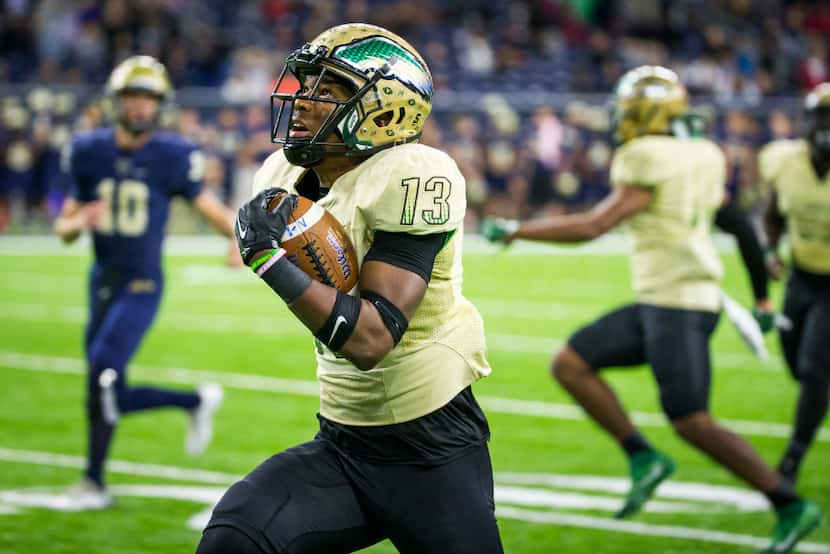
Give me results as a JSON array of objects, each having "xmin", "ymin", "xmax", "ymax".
[{"xmin": 332, "ymin": 36, "xmax": 433, "ymax": 101}]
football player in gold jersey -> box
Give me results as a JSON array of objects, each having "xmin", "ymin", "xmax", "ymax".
[
  {"xmin": 762, "ymin": 82, "xmax": 830, "ymax": 489},
  {"xmin": 197, "ymin": 24, "xmax": 502, "ymax": 554},
  {"xmin": 484, "ymin": 66, "xmax": 823, "ymax": 553}
]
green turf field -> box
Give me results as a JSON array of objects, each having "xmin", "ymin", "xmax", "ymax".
[{"xmin": 0, "ymin": 236, "xmax": 828, "ymax": 554}]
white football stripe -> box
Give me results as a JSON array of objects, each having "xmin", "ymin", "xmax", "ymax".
[
  {"xmin": 0, "ymin": 446, "xmax": 827, "ymax": 552},
  {"xmin": 280, "ymin": 203, "xmax": 325, "ymax": 242},
  {"xmin": 494, "ymin": 472, "xmax": 769, "ymax": 510},
  {"xmin": 0, "ymin": 301, "xmax": 785, "ymax": 370},
  {"xmin": 0, "ymin": 447, "xmax": 766, "ymax": 512},
  {"xmin": 496, "ymin": 506, "xmax": 830, "ymax": 553},
  {"xmin": 1, "ymin": 351, "xmax": 827, "ymax": 442},
  {"xmin": 188, "ymin": 507, "xmax": 214, "ymax": 531},
  {"xmin": 0, "ymin": 447, "xmax": 238, "ymax": 484},
  {"xmin": 496, "ymin": 486, "xmax": 704, "ymax": 514},
  {"xmin": 0, "ymin": 302, "xmax": 306, "ymax": 337},
  {"xmin": 0, "ymin": 485, "xmax": 225, "ymax": 518},
  {"xmin": 0, "ymin": 233, "xmax": 742, "ymax": 256}
]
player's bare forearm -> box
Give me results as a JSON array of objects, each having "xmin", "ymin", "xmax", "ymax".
[
  {"xmin": 288, "ymin": 282, "xmax": 394, "ymax": 370},
  {"xmin": 513, "ymin": 215, "xmax": 604, "ymax": 243},
  {"xmin": 54, "ymin": 199, "xmax": 97, "ymax": 244},
  {"xmin": 247, "ymin": 257, "xmax": 362, "ymax": 360},
  {"xmin": 244, "ymin": 248, "xmax": 387, "ymax": 369},
  {"xmin": 287, "ymin": 279, "xmax": 341, "ymax": 331},
  {"xmin": 761, "ymin": 192, "xmax": 786, "ymax": 280},
  {"xmin": 54, "ymin": 217, "xmax": 82, "ymax": 243},
  {"xmin": 763, "ymin": 192, "xmax": 785, "ymax": 250},
  {"xmin": 283, "ymin": 261, "xmax": 425, "ymax": 370},
  {"xmin": 193, "ymin": 191, "xmax": 235, "ymax": 238},
  {"xmin": 239, "ymin": 191, "xmax": 423, "ymax": 370},
  {"xmin": 54, "ymin": 199, "xmax": 81, "ymax": 243},
  {"xmin": 289, "ymin": 262, "xmax": 424, "ymax": 370},
  {"xmin": 512, "ymin": 186, "xmax": 652, "ymax": 244}
]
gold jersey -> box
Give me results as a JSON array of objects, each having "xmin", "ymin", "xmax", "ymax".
[
  {"xmin": 610, "ymin": 135, "xmax": 725, "ymax": 312},
  {"xmin": 252, "ymin": 144, "xmax": 491, "ymax": 425},
  {"xmin": 759, "ymin": 139, "xmax": 830, "ymax": 275}
]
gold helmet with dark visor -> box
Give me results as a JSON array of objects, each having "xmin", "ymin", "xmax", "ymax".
[{"xmin": 271, "ymin": 23, "xmax": 433, "ymax": 168}]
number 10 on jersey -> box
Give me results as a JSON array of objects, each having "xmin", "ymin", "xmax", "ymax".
[
  {"xmin": 399, "ymin": 177, "xmax": 452, "ymax": 226},
  {"xmin": 96, "ymin": 178, "xmax": 150, "ymax": 236}
]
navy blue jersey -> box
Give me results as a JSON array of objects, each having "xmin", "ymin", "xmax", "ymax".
[{"xmin": 67, "ymin": 128, "xmax": 204, "ymax": 275}]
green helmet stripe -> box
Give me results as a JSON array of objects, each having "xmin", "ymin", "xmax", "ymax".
[
  {"xmin": 333, "ymin": 37, "xmax": 432, "ymax": 99},
  {"xmin": 336, "ymin": 37, "xmax": 424, "ymax": 72}
]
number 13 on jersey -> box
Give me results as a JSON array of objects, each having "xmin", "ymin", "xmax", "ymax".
[{"xmin": 399, "ymin": 177, "xmax": 452, "ymax": 226}]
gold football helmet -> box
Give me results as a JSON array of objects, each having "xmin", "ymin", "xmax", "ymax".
[
  {"xmin": 611, "ymin": 65, "xmax": 688, "ymax": 144},
  {"xmin": 805, "ymin": 82, "xmax": 830, "ymax": 157},
  {"xmin": 105, "ymin": 55, "xmax": 172, "ymax": 135},
  {"xmin": 271, "ymin": 23, "xmax": 433, "ymax": 167}
]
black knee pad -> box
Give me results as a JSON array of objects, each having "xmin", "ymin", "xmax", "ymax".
[
  {"xmin": 661, "ymin": 386, "xmax": 708, "ymax": 421},
  {"xmin": 213, "ymin": 478, "xmax": 290, "ymax": 533},
  {"xmin": 204, "ymin": 478, "xmax": 290, "ymax": 553},
  {"xmin": 197, "ymin": 525, "xmax": 267, "ymax": 554}
]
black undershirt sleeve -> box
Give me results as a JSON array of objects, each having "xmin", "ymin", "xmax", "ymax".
[{"xmin": 363, "ymin": 230, "xmax": 450, "ymax": 283}]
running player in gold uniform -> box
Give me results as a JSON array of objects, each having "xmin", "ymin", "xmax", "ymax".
[
  {"xmin": 484, "ymin": 66, "xmax": 823, "ymax": 554},
  {"xmin": 762, "ymin": 83, "xmax": 830, "ymax": 489},
  {"xmin": 197, "ymin": 24, "xmax": 502, "ymax": 554}
]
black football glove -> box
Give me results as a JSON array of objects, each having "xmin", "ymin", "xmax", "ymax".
[{"xmin": 235, "ymin": 188, "xmax": 298, "ymax": 266}]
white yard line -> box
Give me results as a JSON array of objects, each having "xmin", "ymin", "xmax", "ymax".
[
  {"xmin": 496, "ymin": 506, "xmax": 830, "ymax": 553},
  {"xmin": 0, "ymin": 233, "xmax": 742, "ymax": 256},
  {"xmin": 1, "ymin": 351, "xmax": 825, "ymax": 442},
  {"xmin": 477, "ymin": 396, "xmax": 825, "ymax": 441},
  {"xmin": 0, "ymin": 447, "xmax": 238, "ymax": 484},
  {"xmin": 494, "ymin": 472, "xmax": 769, "ymax": 510},
  {"xmin": 0, "ymin": 445, "xmax": 826, "ymax": 553},
  {"xmin": 0, "ymin": 302, "xmax": 307, "ymax": 337},
  {"xmin": 0, "ymin": 301, "xmax": 784, "ymax": 370}
]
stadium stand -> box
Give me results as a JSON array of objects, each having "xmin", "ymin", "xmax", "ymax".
[{"xmin": 0, "ymin": 0, "xmax": 826, "ymax": 230}]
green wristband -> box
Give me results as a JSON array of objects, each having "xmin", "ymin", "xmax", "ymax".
[{"xmin": 250, "ymin": 249, "xmax": 278, "ymax": 272}]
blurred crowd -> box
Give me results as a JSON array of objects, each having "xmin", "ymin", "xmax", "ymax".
[
  {"xmin": 0, "ymin": 86, "xmax": 801, "ymax": 233},
  {"xmin": 2, "ymin": 0, "xmax": 828, "ymax": 97},
  {"xmin": 0, "ymin": 0, "xmax": 826, "ymax": 232}
]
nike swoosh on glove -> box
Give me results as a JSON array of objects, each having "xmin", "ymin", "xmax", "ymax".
[{"xmin": 236, "ymin": 188, "xmax": 298, "ymax": 265}]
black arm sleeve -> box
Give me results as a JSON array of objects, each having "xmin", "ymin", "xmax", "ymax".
[
  {"xmin": 714, "ymin": 201, "xmax": 769, "ymax": 301},
  {"xmin": 363, "ymin": 230, "xmax": 450, "ymax": 283}
]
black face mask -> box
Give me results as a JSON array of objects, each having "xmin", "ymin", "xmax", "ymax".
[
  {"xmin": 271, "ymin": 66, "xmax": 355, "ymax": 168},
  {"xmin": 270, "ymin": 44, "xmax": 391, "ymax": 168},
  {"xmin": 807, "ymin": 107, "xmax": 830, "ymax": 158}
]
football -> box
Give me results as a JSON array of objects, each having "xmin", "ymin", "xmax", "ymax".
[{"xmin": 268, "ymin": 192, "xmax": 359, "ymax": 292}]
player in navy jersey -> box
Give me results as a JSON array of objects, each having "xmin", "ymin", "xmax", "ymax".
[{"xmin": 53, "ymin": 55, "xmax": 235, "ymax": 510}]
